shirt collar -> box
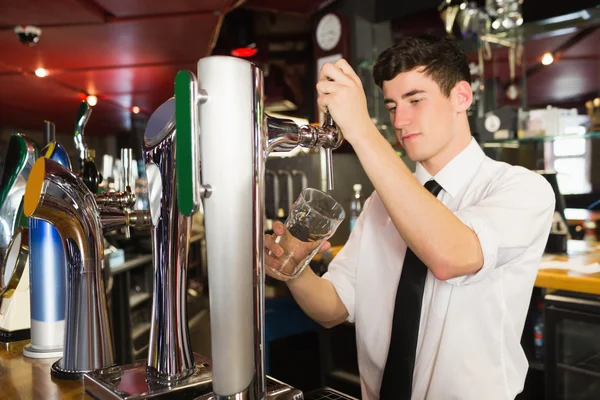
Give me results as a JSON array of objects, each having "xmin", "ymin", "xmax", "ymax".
[{"xmin": 414, "ymin": 138, "xmax": 485, "ymax": 198}]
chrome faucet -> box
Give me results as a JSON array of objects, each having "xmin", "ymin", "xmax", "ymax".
[
  {"xmin": 23, "ymin": 157, "xmax": 149, "ymax": 379},
  {"xmin": 266, "ymin": 111, "xmax": 342, "ymax": 190},
  {"xmin": 175, "ymin": 56, "xmax": 343, "ymax": 400}
]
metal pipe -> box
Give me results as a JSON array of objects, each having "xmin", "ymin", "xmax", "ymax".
[{"xmin": 23, "ymin": 157, "xmax": 114, "ymax": 379}]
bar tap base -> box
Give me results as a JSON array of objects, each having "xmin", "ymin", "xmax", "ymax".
[
  {"xmin": 23, "ymin": 343, "xmax": 63, "ymax": 359},
  {"xmin": 83, "ymin": 353, "xmax": 212, "ymax": 399},
  {"xmin": 52, "ymin": 359, "xmax": 107, "ymax": 381},
  {"xmin": 192, "ymin": 375, "xmax": 304, "ymax": 400}
]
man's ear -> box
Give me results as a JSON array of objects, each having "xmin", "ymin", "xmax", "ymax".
[{"xmin": 452, "ymin": 81, "xmax": 473, "ymax": 113}]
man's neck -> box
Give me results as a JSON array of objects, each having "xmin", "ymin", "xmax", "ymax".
[{"xmin": 421, "ymin": 132, "xmax": 473, "ymax": 176}]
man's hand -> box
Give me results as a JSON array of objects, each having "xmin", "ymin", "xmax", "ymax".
[
  {"xmin": 316, "ymin": 58, "xmax": 372, "ymax": 144},
  {"xmin": 264, "ymin": 221, "xmax": 331, "ymax": 281}
]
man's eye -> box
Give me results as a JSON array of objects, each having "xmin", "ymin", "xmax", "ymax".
[
  {"xmin": 387, "ymin": 107, "xmax": 396, "ymax": 113},
  {"xmin": 410, "ymin": 99, "xmax": 422, "ymax": 105}
]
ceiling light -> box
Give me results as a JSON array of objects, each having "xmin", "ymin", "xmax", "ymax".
[
  {"xmin": 34, "ymin": 68, "xmax": 48, "ymax": 78},
  {"xmin": 87, "ymin": 95, "xmax": 98, "ymax": 106},
  {"xmin": 541, "ymin": 52, "xmax": 554, "ymax": 66},
  {"xmin": 132, "ymin": 106, "xmax": 140, "ymax": 114}
]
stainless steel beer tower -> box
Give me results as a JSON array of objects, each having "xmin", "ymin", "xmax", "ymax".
[{"xmin": 177, "ymin": 56, "xmax": 342, "ymax": 400}]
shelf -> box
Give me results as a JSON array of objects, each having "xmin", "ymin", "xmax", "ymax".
[
  {"xmin": 482, "ymin": 131, "xmax": 600, "ymax": 147},
  {"xmin": 131, "ymin": 322, "xmax": 151, "ymax": 341},
  {"xmin": 129, "ymin": 292, "xmax": 151, "ymax": 308},
  {"xmin": 556, "ymin": 352, "xmax": 600, "ymax": 379},
  {"xmin": 110, "ymin": 254, "xmax": 153, "ymax": 276}
]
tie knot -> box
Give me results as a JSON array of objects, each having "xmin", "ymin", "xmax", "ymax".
[{"xmin": 424, "ymin": 180, "xmax": 442, "ymax": 196}]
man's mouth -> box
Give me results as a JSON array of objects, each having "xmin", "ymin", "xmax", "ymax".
[{"xmin": 401, "ymin": 133, "xmax": 421, "ymax": 142}]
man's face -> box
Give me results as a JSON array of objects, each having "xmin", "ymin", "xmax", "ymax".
[{"xmin": 382, "ymin": 68, "xmax": 457, "ymax": 163}]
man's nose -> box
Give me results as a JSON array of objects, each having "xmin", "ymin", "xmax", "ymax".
[{"xmin": 393, "ymin": 109, "xmax": 411, "ymax": 130}]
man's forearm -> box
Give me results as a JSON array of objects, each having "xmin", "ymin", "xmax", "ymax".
[
  {"xmin": 286, "ymin": 267, "xmax": 348, "ymax": 328},
  {"xmin": 348, "ymin": 124, "xmax": 483, "ymax": 280}
]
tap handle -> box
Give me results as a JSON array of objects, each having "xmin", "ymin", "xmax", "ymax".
[
  {"xmin": 121, "ymin": 148, "xmax": 133, "ymax": 192},
  {"xmin": 74, "ymin": 100, "xmax": 91, "ymax": 173},
  {"xmin": 324, "ymin": 110, "xmax": 335, "ymax": 127},
  {"xmin": 175, "ymin": 70, "xmax": 204, "ymax": 216},
  {"xmin": 325, "ymin": 148, "xmax": 334, "ymax": 191},
  {"xmin": 44, "ymin": 120, "xmax": 56, "ymax": 146},
  {"xmin": 323, "ymin": 110, "xmax": 338, "ymax": 191},
  {"xmin": 120, "ymin": 148, "xmax": 134, "ymax": 238}
]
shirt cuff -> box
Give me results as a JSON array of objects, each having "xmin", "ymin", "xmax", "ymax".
[
  {"xmin": 322, "ymin": 267, "xmax": 356, "ymax": 323},
  {"xmin": 447, "ymin": 208, "xmax": 499, "ymax": 286}
]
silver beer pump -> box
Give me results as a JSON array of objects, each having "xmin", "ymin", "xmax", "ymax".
[
  {"xmin": 22, "ymin": 154, "xmax": 151, "ymax": 380},
  {"xmin": 174, "ymin": 56, "xmax": 342, "ymax": 400},
  {"xmin": 84, "ymin": 98, "xmax": 213, "ymax": 399}
]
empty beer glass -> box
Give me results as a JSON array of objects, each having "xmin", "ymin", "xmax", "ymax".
[{"xmin": 268, "ymin": 188, "xmax": 345, "ymax": 279}]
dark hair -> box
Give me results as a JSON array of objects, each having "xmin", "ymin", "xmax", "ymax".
[{"xmin": 373, "ymin": 35, "xmax": 471, "ymax": 97}]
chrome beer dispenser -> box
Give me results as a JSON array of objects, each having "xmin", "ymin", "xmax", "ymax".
[
  {"xmin": 24, "ymin": 122, "xmax": 72, "ymax": 359},
  {"xmin": 0, "ymin": 133, "xmax": 38, "ymax": 342},
  {"xmin": 176, "ymin": 56, "xmax": 342, "ymax": 399},
  {"xmin": 22, "ymin": 155, "xmax": 150, "ymax": 379},
  {"xmin": 83, "ymin": 98, "xmax": 212, "ymax": 399}
]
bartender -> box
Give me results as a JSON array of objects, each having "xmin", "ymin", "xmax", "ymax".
[{"xmin": 265, "ymin": 34, "xmax": 555, "ymax": 399}]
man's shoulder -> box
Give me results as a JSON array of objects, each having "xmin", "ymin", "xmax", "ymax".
[{"xmin": 478, "ymin": 156, "xmax": 555, "ymax": 206}]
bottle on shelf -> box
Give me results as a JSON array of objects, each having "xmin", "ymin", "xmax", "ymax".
[
  {"xmin": 349, "ymin": 183, "xmax": 363, "ymax": 232},
  {"xmin": 533, "ymin": 298, "xmax": 544, "ymax": 362}
]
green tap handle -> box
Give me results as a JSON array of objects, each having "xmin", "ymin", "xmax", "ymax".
[{"xmin": 175, "ymin": 70, "xmax": 201, "ymax": 216}]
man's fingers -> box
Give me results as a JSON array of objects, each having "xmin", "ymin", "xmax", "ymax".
[
  {"xmin": 318, "ymin": 241, "xmax": 332, "ymax": 253},
  {"xmin": 334, "ymin": 59, "xmax": 363, "ymax": 87},
  {"xmin": 272, "ymin": 221, "xmax": 286, "ymax": 236},
  {"xmin": 318, "ymin": 61, "xmax": 355, "ymax": 87}
]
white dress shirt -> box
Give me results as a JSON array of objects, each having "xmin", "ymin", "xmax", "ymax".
[{"xmin": 323, "ymin": 138, "xmax": 555, "ymax": 400}]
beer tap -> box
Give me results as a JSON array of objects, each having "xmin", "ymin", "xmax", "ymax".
[
  {"xmin": 175, "ymin": 56, "xmax": 343, "ymax": 400},
  {"xmin": 266, "ymin": 111, "xmax": 342, "ymax": 190},
  {"xmin": 95, "ymin": 149, "xmax": 136, "ymax": 238},
  {"xmin": 22, "ymin": 158, "xmax": 150, "ymax": 380}
]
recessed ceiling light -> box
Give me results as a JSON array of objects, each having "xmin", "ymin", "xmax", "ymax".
[
  {"xmin": 132, "ymin": 106, "xmax": 140, "ymax": 114},
  {"xmin": 35, "ymin": 68, "xmax": 48, "ymax": 77},
  {"xmin": 541, "ymin": 52, "xmax": 554, "ymax": 66},
  {"xmin": 87, "ymin": 95, "xmax": 98, "ymax": 106}
]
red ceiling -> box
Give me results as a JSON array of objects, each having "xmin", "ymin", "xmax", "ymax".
[
  {"xmin": 0, "ymin": 0, "xmax": 332, "ymax": 137},
  {"xmin": 3, "ymin": 0, "xmax": 594, "ymax": 139}
]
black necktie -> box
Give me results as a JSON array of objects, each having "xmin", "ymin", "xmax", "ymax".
[{"xmin": 379, "ymin": 179, "xmax": 443, "ymax": 400}]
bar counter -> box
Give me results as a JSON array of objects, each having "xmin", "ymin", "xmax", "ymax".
[{"xmin": 0, "ymin": 340, "xmax": 91, "ymax": 399}]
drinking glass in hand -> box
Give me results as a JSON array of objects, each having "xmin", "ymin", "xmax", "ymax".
[{"xmin": 268, "ymin": 188, "xmax": 345, "ymax": 279}]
